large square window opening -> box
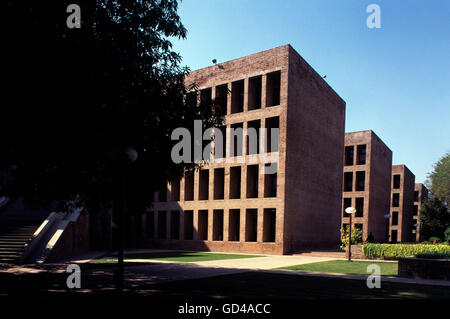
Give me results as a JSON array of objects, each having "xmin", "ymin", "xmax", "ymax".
[
  {"xmin": 184, "ymin": 171, "xmax": 194, "ymax": 201},
  {"xmin": 393, "ymin": 174, "xmax": 401, "ymax": 189},
  {"xmin": 213, "ymin": 210, "xmax": 224, "ymax": 241},
  {"xmin": 183, "ymin": 210, "xmax": 194, "ymax": 240},
  {"xmin": 355, "ymin": 197, "xmax": 364, "ymax": 217},
  {"xmin": 265, "ymin": 116, "xmax": 279, "ymax": 153},
  {"xmin": 214, "ymin": 84, "xmax": 228, "ymax": 116},
  {"xmin": 392, "ymin": 193, "xmax": 400, "ymax": 207},
  {"xmin": 356, "ymin": 171, "xmax": 365, "ymax": 191},
  {"xmin": 228, "ymin": 209, "xmax": 240, "ymax": 241},
  {"xmin": 264, "ymin": 163, "xmax": 277, "ymax": 198},
  {"xmin": 230, "ymin": 123, "xmax": 243, "ymax": 157},
  {"xmin": 197, "ymin": 210, "xmax": 208, "ymax": 240},
  {"xmin": 345, "ymin": 146, "xmax": 354, "ymax": 166},
  {"xmin": 198, "ymin": 169, "xmax": 209, "ymax": 200},
  {"xmin": 357, "ymin": 144, "xmax": 366, "ymax": 165},
  {"xmin": 266, "ymin": 71, "xmax": 281, "ymax": 107},
  {"xmin": 263, "ymin": 208, "xmax": 276, "ymax": 242},
  {"xmin": 392, "ymin": 211, "xmax": 399, "ymax": 226},
  {"xmin": 248, "ymin": 75, "xmax": 262, "ymax": 110},
  {"xmin": 344, "ymin": 172, "xmax": 353, "ymax": 192},
  {"xmin": 214, "ymin": 168, "xmax": 225, "ymax": 200},
  {"xmin": 247, "ymin": 120, "xmax": 260, "ymax": 155},
  {"xmin": 245, "ymin": 209, "xmax": 258, "ymax": 242},
  {"xmin": 230, "ymin": 166, "xmax": 242, "ymax": 199},
  {"xmin": 170, "ymin": 179, "xmax": 180, "ymax": 201},
  {"xmin": 246, "ymin": 165, "xmax": 259, "ymax": 198},
  {"xmin": 213, "ymin": 126, "xmax": 226, "ymax": 159},
  {"xmin": 343, "ymin": 198, "xmax": 352, "ymax": 217},
  {"xmin": 157, "ymin": 211, "xmax": 167, "ymax": 239},
  {"xmin": 231, "ymin": 80, "xmax": 244, "ymax": 113},
  {"xmin": 146, "ymin": 211, "xmax": 155, "ymax": 238},
  {"xmin": 170, "ymin": 211, "xmax": 180, "ymax": 240}
]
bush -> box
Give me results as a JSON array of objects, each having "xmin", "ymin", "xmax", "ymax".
[
  {"xmin": 429, "ymin": 236, "xmax": 441, "ymax": 243},
  {"xmin": 340, "ymin": 226, "xmax": 363, "ymax": 250},
  {"xmin": 445, "ymin": 226, "xmax": 450, "ymax": 243},
  {"xmin": 416, "ymin": 251, "xmax": 450, "ymax": 260},
  {"xmin": 362, "ymin": 243, "xmax": 450, "ymax": 259}
]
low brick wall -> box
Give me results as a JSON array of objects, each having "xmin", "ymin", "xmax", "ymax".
[
  {"xmin": 398, "ymin": 257, "xmax": 450, "ymax": 280},
  {"xmin": 345, "ymin": 245, "xmax": 364, "ymax": 259}
]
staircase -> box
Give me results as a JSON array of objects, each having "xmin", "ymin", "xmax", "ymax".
[{"xmin": 0, "ymin": 221, "xmax": 40, "ymax": 264}]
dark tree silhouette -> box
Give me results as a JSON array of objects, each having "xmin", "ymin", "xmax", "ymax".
[{"xmin": 2, "ymin": 0, "xmax": 222, "ymax": 214}]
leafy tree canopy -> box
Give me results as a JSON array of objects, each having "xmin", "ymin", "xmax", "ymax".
[
  {"xmin": 1, "ymin": 1, "xmax": 222, "ymax": 214},
  {"xmin": 426, "ymin": 152, "xmax": 450, "ymax": 205},
  {"xmin": 420, "ymin": 196, "xmax": 449, "ymax": 241}
]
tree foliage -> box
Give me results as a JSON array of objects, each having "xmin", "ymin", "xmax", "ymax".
[
  {"xmin": 420, "ymin": 196, "xmax": 450, "ymax": 241},
  {"xmin": 426, "ymin": 153, "xmax": 450, "ymax": 205},
  {"xmin": 2, "ymin": 1, "xmax": 222, "ymax": 214}
]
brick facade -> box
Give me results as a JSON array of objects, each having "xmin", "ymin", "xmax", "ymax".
[
  {"xmin": 130, "ymin": 45, "xmax": 345, "ymax": 254},
  {"xmin": 413, "ymin": 183, "xmax": 428, "ymax": 242},
  {"xmin": 341, "ymin": 130, "xmax": 392, "ymax": 242}
]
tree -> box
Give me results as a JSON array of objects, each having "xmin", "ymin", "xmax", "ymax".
[
  {"xmin": 2, "ymin": 0, "xmax": 222, "ymax": 212},
  {"xmin": 426, "ymin": 153, "xmax": 450, "ymax": 205},
  {"xmin": 420, "ymin": 196, "xmax": 449, "ymax": 241}
]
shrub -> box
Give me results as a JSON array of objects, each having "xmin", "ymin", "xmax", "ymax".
[
  {"xmin": 340, "ymin": 226, "xmax": 363, "ymax": 250},
  {"xmin": 429, "ymin": 236, "xmax": 441, "ymax": 243},
  {"xmin": 362, "ymin": 243, "xmax": 450, "ymax": 259}
]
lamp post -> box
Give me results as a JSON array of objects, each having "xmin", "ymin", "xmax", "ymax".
[
  {"xmin": 115, "ymin": 146, "xmax": 138, "ymax": 293},
  {"xmin": 384, "ymin": 214, "xmax": 391, "ymax": 243},
  {"xmin": 345, "ymin": 207, "xmax": 356, "ymax": 261}
]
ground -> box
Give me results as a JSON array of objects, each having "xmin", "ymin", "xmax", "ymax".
[{"xmin": 0, "ymin": 250, "xmax": 449, "ymax": 300}]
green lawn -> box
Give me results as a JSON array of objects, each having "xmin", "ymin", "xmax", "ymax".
[
  {"xmin": 280, "ymin": 260, "xmax": 398, "ymax": 276},
  {"xmin": 101, "ymin": 251, "xmax": 262, "ymax": 263}
]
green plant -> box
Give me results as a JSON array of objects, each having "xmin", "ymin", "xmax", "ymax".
[
  {"xmin": 445, "ymin": 226, "xmax": 450, "ymax": 243},
  {"xmin": 340, "ymin": 226, "xmax": 363, "ymax": 249},
  {"xmin": 362, "ymin": 243, "xmax": 450, "ymax": 259},
  {"xmin": 429, "ymin": 236, "xmax": 441, "ymax": 243}
]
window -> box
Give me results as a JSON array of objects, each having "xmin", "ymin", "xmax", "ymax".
[
  {"xmin": 197, "ymin": 210, "xmax": 208, "ymax": 240},
  {"xmin": 184, "ymin": 171, "xmax": 194, "ymax": 201},
  {"xmin": 214, "ymin": 168, "xmax": 225, "ymax": 200},
  {"xmin": 170, "ymin": 211, "xmax": 180, "ymax": 240},
  {"xmin": 263, "ymin": 208, "xmax": 276, "ymax": 242},
  {"xmin": 157, "ymin": 211, "xmax": 167, "ymax": 239},
  {"xmin": 213, "ymin": 209, "xmax": 224, "ymax": 241},
  {"xmin": 228, "ymin": 209, "xmax": 240, "ymax": 241},
  {"xmin": 357, "ymin": 145, "xmax": 366, "ymax": 165},
  {"xmin": 392, "ymin": 211, "xmax": 398, "ymax": 226},
  {"xmin": 393, "ymin": 174, "xmax": 401, "ymax": 189},
  {"xmin": 158, "ymin": 183, "xmax": 167, "ymax": 202},
  {"xmin": 355, "ymin": 197, "xmax": 364, "ymax": 217},
  {"xmin": 213, "ymin": 126, "xmax": 226, "ymax": 159},
  {"xmin": 247, "ymin": 120, "xmax": 260, "ymax": 155},
  {"xmin": 343, "ymin": 198, "xmax": 352, "ymax": 217},
  {"xmin": 266, "ymin": 71, "xmax": 281, "ymax": 107},
  {"xmin": 264, "ymin": 163, "xmax": 277, "ymax": 198},
  {"xmin": 231, "ymin": 80, "xmax": 244, "ymax": 113},
  {"xmin": 245, "ymin": 209, "xmax": 258, "ymax": 242},
  {"xmin": 246, "ymin": 165, "xmax": 259, "ymax": 198},
  {"xmin": 392, "ymin": 193, "xmax": 400, "ymax": 207},
  {"xmin": 146, "ymin": 211, "xmax": 155, "ymax": 238},
  {"xmin": 391, "ymin": 230, "xmax": 398, "ymax": 243},
  {"xmin": 356, "ymin": 171, "xmax": 365, "ymax": 191},
  {"xmin": 200, "ymin": 88, "xmax": 212, "ymax": 106},
  {"xmin": 248, "ymin": 75, "xmax": 262, "ymax": 110},
  {"xmin": 265, "ymin": 117, "xmax": 279, "ymax": 153},
  {"xmin": 345, "ymin": 146, "xmax": 354, "ymax": 166},
  {"xmin": 183, "ymin": 210, "xmax": 194, "ymax": 240},
  {"xmin": 230, "ymin": 123, "xmax": 243, "ymax": 156},
  {"xmin": 230, "ymin": 166, "xmax": 242, "ymax": 199},
  {"xmin": 413, "ymin": 205, "xmax": 418, "ymax": 216},
  {"xmin": 170, "ymin": 179, "xmax": 180, "ymax": 201},
  {"xmin": 214, "ymin": 84, "xmax": 228, "ymax": 116},
  {"xmin": 414, "ymin": 191, "xmax": 419, "ymax": 202},
  {"xmin": 344, "ymin": 172, "xmax": 353, "ymax": 192},
  {"xmin": 198, "ymin": 169, "xmax": 209, "ymax": 200}
]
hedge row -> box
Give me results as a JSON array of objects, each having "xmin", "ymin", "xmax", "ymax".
[{"xmin": 362, "ymin": 243, "xmax": 450, "ymax": 259}]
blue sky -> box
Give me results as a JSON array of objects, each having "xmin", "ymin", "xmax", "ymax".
[{"xmin": 171, "ymin": 0, "xmax": 450, "ymax": 183}]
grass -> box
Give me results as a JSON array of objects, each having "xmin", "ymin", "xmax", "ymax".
[
  {"xmin": 141, "ymin": 272, "xmax": 449, "ymax": 299},
  {"xmin": 100, "ymin": 251, "xmax": 262, "ymax": 263},
  {"xmin": 279, "ymin": 260, "xmax": 398, "ymax": 276}
]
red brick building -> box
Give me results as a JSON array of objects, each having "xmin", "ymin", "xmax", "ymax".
[
  {"xmin": 132, "ymin": 45, "xmax": 346, "ymax": 254},
  {"xmin": 389, "ymin": 165, "xmax": 415, "ymax": 242},
  {"xmin": 413, "ymin": 183, "xmax": 429, "ymax": 242},
  {"xmin": 341, "ymin": 130, "xmax": 392, "ymax": 242}
]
